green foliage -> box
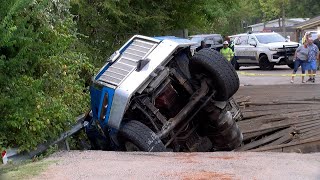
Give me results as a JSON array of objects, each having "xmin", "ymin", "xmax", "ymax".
[
  {"xmin": 0, "ymin": 0, "xmax": 94, "ymax": 152},
  {"xmin": 286, "ymin": 0, "xmax": 320, "ymax": 18},
  {"xmin": 0, "ymin": 0, "xmax": 318, "ymax": 153},
  {"xmin": 70, "ymin": 0, "xmax": 215, "ymax": 65}
]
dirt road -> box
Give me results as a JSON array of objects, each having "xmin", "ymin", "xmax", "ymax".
[
  {"xmin": 31, "ymin": 151, "xmax": 320, "ymax": 180},
  {"xmin": 238, "ymin": 65, "xmax": 320, "ymax": 86}
]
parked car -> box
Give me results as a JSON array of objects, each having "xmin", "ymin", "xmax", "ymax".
[
  {"xmin": 85, "ymin": 35, "xmax": 243, "ymax": 152},
  {"xmin": 189, "ymin": 34, "xmax": 223, "ymax": 55},
  {"xmin": 233, "ymin": 32, "xmax": 299, "ymax": 70}
]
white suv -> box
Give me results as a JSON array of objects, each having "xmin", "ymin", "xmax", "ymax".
[{"xmin": 232, "ymin": 32, "xmax": 299, "ymax": 70}]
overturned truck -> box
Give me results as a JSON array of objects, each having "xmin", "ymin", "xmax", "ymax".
[{"xmin": 85, "ymin": 35, "xmax": 243, "ymax": 152}]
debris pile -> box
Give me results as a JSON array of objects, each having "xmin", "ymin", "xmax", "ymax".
[{"xmin": 235, "ymin": 96, "xmax": 320, "ymax": 153}]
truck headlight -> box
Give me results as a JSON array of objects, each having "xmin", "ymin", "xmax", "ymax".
[
  {"xmin": 268, "ymin": 47, "xmax": 278, "ymax": 51},
  {"xmin": 100, "ymin": 93, "xmax": 108, "ymax": 120}
]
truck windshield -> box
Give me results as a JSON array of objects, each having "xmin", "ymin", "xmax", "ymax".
[{"xmin": 255, "ymin": 34, "xmax": 286, "ymax": 44}]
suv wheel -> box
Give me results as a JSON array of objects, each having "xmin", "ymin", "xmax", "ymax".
[
  {"xmin": 259, "ymin": 55, "xmax": 274, "ymax": 70},
  {"xmin": 118, "ymin": 120, "xmax": 166, "ymax": 152},
  {"xmin": 190, "ymin": 48, "xmax": 240, "ymax": 101},
  {"xmin": 287, "ymin": 63, "xmax": 294, "ymax": 69}
]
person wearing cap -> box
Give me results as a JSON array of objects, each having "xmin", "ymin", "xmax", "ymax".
[{"xmin": 220, "ymin": 41, "xmax": 234, "ymax": 62}]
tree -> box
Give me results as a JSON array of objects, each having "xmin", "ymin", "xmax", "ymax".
[
  {"xmin": 259, "ymin": 0, "xmax": 289, "ymax": 35},
  {"xmin": 286, "ymin": 0, "xmax": 320, "ymax": 18},
  {"xmin": 0, "ymin": 0, "xmax": 94, "ymax": 151}
]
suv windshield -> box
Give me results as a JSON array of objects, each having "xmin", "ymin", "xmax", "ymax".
[{"xmin": 255, "ymin": 34, "xmax": 286, "ymax": 44}]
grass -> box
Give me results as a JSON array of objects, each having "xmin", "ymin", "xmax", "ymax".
[{"xmin": 0, "ymin": 160, "xmax": 56, "ymax": 180}]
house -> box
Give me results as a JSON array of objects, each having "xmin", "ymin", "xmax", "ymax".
[
  {"xmin": 293, "ymin": 16, "xmax": 320, "ymax": 42},
  {"xmin": 247, "ymin": 18, "xmax": 309, "ymax": 42},
  {"xmin": 248, "ymin": 18, "xmax": 309, "ymax": 32}
]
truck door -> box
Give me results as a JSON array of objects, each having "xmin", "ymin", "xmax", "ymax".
[
  {"xmin": 234, "ymin": 35, "xmax": 250, "ymax": 64},
  {"xmin": 246, "ymin": 35, "xmax": 258, "ymax": 63}
]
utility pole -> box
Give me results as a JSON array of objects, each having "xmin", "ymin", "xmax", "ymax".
[{"xmin": 282, "ymin": 0, "xmax": 286, "ymax": 37}]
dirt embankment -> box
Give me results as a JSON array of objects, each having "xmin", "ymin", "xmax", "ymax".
[{"xmin": 31, "ymin": 151, "xmax": 320, "ymax": 180}]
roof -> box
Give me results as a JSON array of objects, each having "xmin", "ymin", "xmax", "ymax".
[
  {"xmin": 248, "ymin": 18, "xmax": 309, "ymax": 28},
  {"xmin": 293, "ymin": 16, "xmax": 320, "ymax": 29}
]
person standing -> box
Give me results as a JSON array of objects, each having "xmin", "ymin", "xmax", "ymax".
[
  {"xmin": 196, "ymin": 40, "xmax": 207, "ymax": 52},
  {"xmin": 313, "ymin": 34, "xmax": 320, "ymax": 70},
  {"xmin": 291, "ymin": 40, "xmax": 308, "ymax": 83},
  {"xmin": 306, "ymin": 38, "xmax": 320, "ymax": 83},
  {"xmin": 313, "ymin": 34, "xmax": 320, "ymax": 49},
  {"xmin": 220, "ymin": 41, "xmax": 234, "ymax": 62}
]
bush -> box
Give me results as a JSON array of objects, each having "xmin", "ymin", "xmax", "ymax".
[{"xmin": 0, "ymin": 0, "xmax": 94, "ymax": 152}]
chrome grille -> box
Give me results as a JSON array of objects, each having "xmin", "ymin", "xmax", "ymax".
[{"xmin": 98, "ymin": 39, "xmax": 157, "ymax": 86}]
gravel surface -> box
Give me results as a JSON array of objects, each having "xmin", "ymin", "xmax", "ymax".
[{"xmin": 32, "ymin": 151, "xmax": 320, "ymax": 180}]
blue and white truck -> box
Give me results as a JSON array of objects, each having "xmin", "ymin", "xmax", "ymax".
[{"xmin": 85, "ymin": 35, "xmax": 243, "ymax": 152}]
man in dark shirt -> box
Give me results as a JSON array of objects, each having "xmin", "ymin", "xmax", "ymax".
[
  {"xmin": 313, "ymin": 34, "xmax": 320, "ymax": 49},
  {"xmin": 313, "ymin": 34, "xmax": 320, "ymax": 70},
  {"xmin": 196, "ymin": 41, "xmax": 206, "ymax": 52}
]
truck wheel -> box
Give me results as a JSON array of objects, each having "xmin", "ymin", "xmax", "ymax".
[
  {"xmin": 190, "ymin": 48, "xmax": 240, "ymax": 101},
  {"xmin": 259, "ymin": 55, "xmax": 274, "ymax": 70},
  {"xmin": 118, "ymin": 120, "xmax": 166, "ymax": 152},
  {"xmin": 287, "ymin": 63, "xmax": 294, "ymax": 69}
]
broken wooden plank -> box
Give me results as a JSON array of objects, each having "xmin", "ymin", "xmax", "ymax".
[
  {"xmin": 251, "ymin": 137, "xmax": 320, "ymax": 153},
  {"xmin": 235, "ymin": 96, "xmax": 251, "ymax": 103},
  {"xmin": 239, "ymin": 116, "xmax": 320, "ymax": 134},
  {"xmin": 265, "ymin": 133, "xmax": 294, "ymax": 146},
  {"xmin": 245, "ymin": 100, "xmax": 320, "ymax": 106},
  {"xmin": 299, "ymin": 130, "xmax": 320, "ymax": 141},
  {"xmin": 242, "ymin": 107, "xmax": 320, "ymax": 119},
  {"xmin": 242, "ymin": 128, "xmax": 280, "ymax": 141},
  {"xmin": 294, "ymin": 121, "xmax": 320, "ymax": 129},
  {"xmin": 239, "ymin": 111, "xmax": 320, "ymax": 128},
  {"xmin": 241, "ymin": 104, "xmax": 316, "ymax": 112},
  {"xmin": 236, "ymin": 128, "xmax": 292, "ymax": 151},
  {"xmin": 296, "ymin": 124, "xmax": 320, "ymax": 134}
]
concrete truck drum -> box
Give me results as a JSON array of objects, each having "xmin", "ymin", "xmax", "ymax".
[{"xmin": 85, "ymin": 35, "xmax": 243, "ymax": 152}]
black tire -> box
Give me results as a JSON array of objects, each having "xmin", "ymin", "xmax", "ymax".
[
  {"xmin": 259, "ymin": 55, "xmax": 274, "ymax": 70},
  {"xmin": 118, "ymin": 120, "xmax": 166, "ymax": 152},
  {"xmin": 287, "ymin": 63, "xmax": 294, "ymax": 69},
  {"xmin": 190, "ymin": 48, "xmax": 240, "ymax": 101}
]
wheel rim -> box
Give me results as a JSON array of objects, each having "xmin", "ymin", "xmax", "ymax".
[{"xmin": 124, "ymin": 141, "xmax": 140, "ymax": 151}]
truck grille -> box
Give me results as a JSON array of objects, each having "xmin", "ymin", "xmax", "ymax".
[{"xmin": 98, "ymin": 39, "xmax": 157, "ymax": 86}]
